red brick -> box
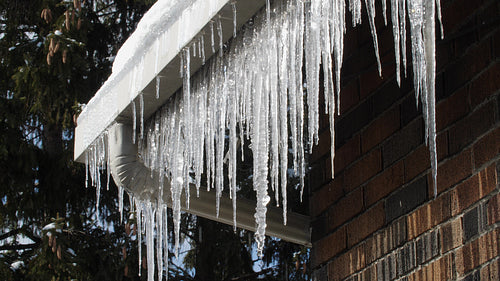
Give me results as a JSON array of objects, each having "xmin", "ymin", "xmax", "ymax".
[
  {"xmin": 407, "ymin": 194, "xmax": 451, "ymax": 240},
  {"xmin": 312, "ymin": 227, "xmax": 347, "ymax": 267},
  {"xmin": 344, "ymin": 149, "xmax": 382, "ymax": 192},
  {"xmin": 440, "ymin": 218, "xmax": 463, "ymax": 253},
  {"xmin": 480, "ymin": 259, "xmax": 499, "ymax": 281},
  {"xmin": 328, "ymin": 188, "xmax": 364, "ymax": 231},
  {"xmin": 334, "ymin": 134, "xmax": 361, "ymax": 174},
  {"xmin": 340, "ymin": 78, "xmax": 360, "ymax": 115},
  {"xmin": 364, "ymin": 161, "xmax": 404, "ymax": 207},
  {"xmin": 487, "ymin": 193, "xmax": 500, "ymax": 225},
  {"xmin": 361, "ymin": 107, "xmax": 400, "ymax": 153},
  {"xmin": 407, "ymin": 253, "xmax": 453, "ymax": 281},
  {"xmin": 470, "ymin": 62, "xmax": 500, "ymax": 108},
  {"xmin": 310, "ymin": 178, "xmax": 345, "ymax": 217},
  {"xmin": 451, "ymin": 164, "xmax": 498, "ymax": 216},
  {"xmin": 436, "ymin": 86, "xmax": 469, "ymax": 131},
  {"xmin": 365, "ymin": 218, "xmax": 406, "ymax": 264},
  {"xmin": 328, "ymin": 243, "xmax": 366, "ymax": 281},
  {"xmin": 436, "ymin": 148, "xmax": 473, "ymax": 194},
  {"xmin": 346, "ymin": 203, "xmax": 385, "ymax": 247},
  {"xmin": 473, "ymin": 127, "xmax": 500, "ymax": 169},
  {"xmin": 404, "ymin": 132, "xmax": 448, "ymax": 183},
  {"xmin": 456, "ymin": 229, "xmax": 499, "ymax": 276}
]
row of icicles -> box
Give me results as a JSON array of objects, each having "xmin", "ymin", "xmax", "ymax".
[{"xmin": 85, "ymin": 0, "xmax": 443, "ymax": 280}]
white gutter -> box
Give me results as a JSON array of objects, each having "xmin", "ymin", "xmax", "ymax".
[{"xmin": 109, "ymin": 123, "xmax": 311, "ymax": 246}]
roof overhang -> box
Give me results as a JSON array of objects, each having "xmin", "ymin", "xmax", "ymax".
[{"xmin": 75, "ymin": 0, "xmax": 266, "ymax": 163}]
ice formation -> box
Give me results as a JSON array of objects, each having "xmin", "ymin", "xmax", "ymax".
[{"xmin": 84, "ymin": 0, "xmax": 443, "ymax": 278}]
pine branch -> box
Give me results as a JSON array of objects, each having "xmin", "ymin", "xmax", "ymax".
[{"xmin": 0, "ymin": 242, "xmax": 39, "ymax": 251}]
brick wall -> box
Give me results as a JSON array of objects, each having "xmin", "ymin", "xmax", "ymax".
[{"xmin": 309, "ymin": 0, "xmax": 500, "ymax": 280}]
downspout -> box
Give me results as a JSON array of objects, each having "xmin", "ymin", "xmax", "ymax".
[{"xmin": 108, "ymin": 122, "xmax": 311, "ymax": 247}]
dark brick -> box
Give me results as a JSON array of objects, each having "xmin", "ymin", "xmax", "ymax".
[
  {"xmin": 473, "ymin": 127, "xmax": 500, "ymax": 169},
  {"xmin": 401, "ymin": 92, "xmax": 421, "ymax": 127},
  {"xmin": 340, "ymin": 78, "xmax": 360, "ymax": 115},
  {"xmin": 336, "ymin": 100, "xmax": 373, "ymax": 147},
  {"xmin": 385, "ymin": 176, "xmax": 428, "ymax": 222},
  {"xmin": 451, "ymin": 164, "xmax": 497, "ymax": 216},
  {"xmin": 480, "ymin": 258, "xmax": 500, "ymax": 281},
  {"xmin": 376, "ymin": 254, "xmax": 397, "ymax": 281},
  {"xmin": 312, "ymin": 226, "xmax": 347, "ymax": 267},
  {"xmin": 495, "ymin": 28, "xmax": 500, "ymax": 61},
  {"xmin": 440, "ymin": 218, "xmax": 463, "ymax": 253},
  {"xmin": 328, "ymin": 243, "xmax": 366, "ymax": 281},
  {"xmin": 449, "ymin": 101, "xmax": 496, "ymax": 155},
  {"xmin": 361, "ymin": 107, "xmax": 400, "ymax": 153},
  {"xmin": 407, "ymin": 193, "xmax": 452, "ymax": 240},
  {"xmin": 364, "ymin": 161, "xmax": 404, "ymax": 207},
  {"xmin": 437, "ymin": 148, "xmax": 473, "ymax": 194},
  {"xmin": 311, "ymin": 215, "xmax": 328, "ymax": 242},
  {"xmin": 365, "ymin": 218, "xmax": 406, "ymax": 264},
  {"xmin": 334, "ymin": 135, "xmax": 361, "ymax": 174},
  {"xmin": 444, "ymin": 38, "xmax": 491, "ymax": 98},
  {"xmin": 462, "ymin": 270, "xmax": 480, "ymax": 281},
  {"xmin": 344, "ymin": 149, "xmax": 382, "ymax": 192},
  {"xmin": 382, "ymin": 118, "xmax": 423, "ymax": 168},
  {"xmin": 463, "ymin": 204, "xmax": 487, "ymax": 242},
  {"xmin": 347, "ymin": 203, "xmax": 385, "ymax": 247},
  {"xmin": 369, "ymin": 79, "xmax": 406, "ymax": 118},
  {"xmin": 416, "ymin": 229, "xmax": 440, "ymax": 265},
  {"xmin": 487, "ymin": 193, "xmax": 500, "ymax": 225},
  {"xmin": 359, "ymin": 265, "xmax": 376, "ymax": 281},
  {"xmin": 436, "ymin": 86, "xmax": 469, "ymax": 131},
  {"xmin": 328, "ymin": 188, "xmax": 364, "ymax": 231},
  {"xmin": 397, "ymin": 241, "xmax": 416, "ymax": 276},
  {"xmin": 470, "ymin": 62, "xmax": 500, "ymax": 108},
  {"xmin": 442, "ymin": 0, "xmax": 483, "ymax": 33},
  {"xmin": 463, "ymin": 206, "xmax": 479, "ymax": 242}
]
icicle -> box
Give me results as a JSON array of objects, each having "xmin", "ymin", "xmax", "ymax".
[
  {"xmin": 85, "ymin": 152, "xmax": 88, "ymax": 188},
  {"xmin": 232, "ymin": 1, "xmax": 237, "ymax": 38},
  {"xmin": 136, "ymin": 201, "xmax": 143, "ymax": 276},
  {"xmin": 118, "ymin": 186, "xmax": 124, "ymax": 223},
  {"xmin": 364, "ymin": 0, "xmax": 382, "ymax": 75},
  {"xmin": 382, "ymin": 0, "xmax": 388, "ymax": 25},
  {"xmin": 399, "ymin": 0, "xmax": 407, "ymax": 77},
  {"xmin": 216, "ymin": 17, "xmax": 223, "ymax": 57},
  {"xmin": 200, "ymin": 35, "xmax": 206, "ymax": 64},
  {"xmin": 210, "ymin": 20, "xmax": 216, "ymax": 53},
  {"xmin": 436, "ymin": 0, "xmax": 444, "ymax": 39},
  {"xmin": 349, "ymin": 0, "xmax": 362, "ymax": 26},
  {"xmin": 146, "ymin": 203, "xmax": 155, "ymax": 281},
  {"xmin": 423, "ymin": 0, "xmax": 438, "ymax": 197},
  {"xmin": 132, "ymin": 100, "xmax": 137, "ymax": 144},
  {"xmin": 140, "ymin": 92, "xmax": 144, "ymax": 141},
  {"xmin": 155, "ymin": 38, "xmax": 160, "ymax": 75},
  {"xmin": 156, "ymin": 76, "xmax": 161, "ymax": 99},
  {"xmin": 391, "ymin": 0, "xmax": 402, "ymax": 85}
]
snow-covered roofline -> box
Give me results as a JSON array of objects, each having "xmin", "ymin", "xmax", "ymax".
[{"xmin": 75, "ymin": 0, "xmax": 266, "ymax": 162}]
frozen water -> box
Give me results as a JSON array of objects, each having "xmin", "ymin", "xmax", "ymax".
[{"xmin": 84, "ymin": 0, "xmax": 443, "ymax": 267}]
